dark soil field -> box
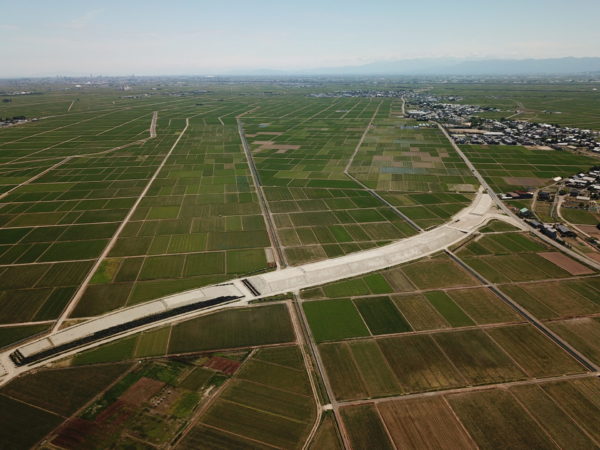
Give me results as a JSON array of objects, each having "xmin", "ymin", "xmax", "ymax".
[
  {"xmin": 377, "ymin": 397, "xmax": 476, "ymax": 449},
  {"xmin": 169, "ymin": 304, "xmax": 295, "ymax": 354}
]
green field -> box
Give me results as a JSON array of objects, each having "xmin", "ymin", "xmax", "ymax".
[
  {"xmin": 303, "ymin": 299, "xmax": 370, "ymax": 342},
  {"xmin": 1, "ymin": 80, "xmax": 600, "ymax": 448},
  {"xmin": 169, "ymin": 304, "xmax": 295, "ymax": 354},
  {"xmin": 460, "ymin": 144, "xmax": 597, "ymax": 192},
  {"xmin": 191, "ymin": 346, "xmax": 316, "ymax": 449},
  {"xmin": 0, "ymin": 323, "xmax": 49, "ymax": 349}
]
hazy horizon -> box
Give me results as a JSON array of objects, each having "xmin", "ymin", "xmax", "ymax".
[{"xmin": 2, "ymin": 0, "xmax": 600, "ymax": 77}]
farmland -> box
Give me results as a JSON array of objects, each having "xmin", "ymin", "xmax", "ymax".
[
  {"xmin": 181, "ymin": 345, "xmax": 317, "ymax": 449},
  {"xmin": 459, "ymin": 143, "xmax": 596, "ymax": 192},
  {"xmin": 1, "ymin": 337, "xmax": 316, "ymax": 448},
  {"xmin": 349, "ymin": 118, "xmax": 478, "ymax": 228},
  {"xmin": 455, "ymin": 231, "xmax": 589, "ymax": 282},
  {"xmin": 340, "ymin": 376, "xmax": 600, "ymax": 450},
  {"xmin": 317, "ymin": 321, "xmax": 589, "ymax": 401},
  {"xmin": 0, "ymin": 362, "xmax": 131, "ymax": 448},
  {"xmin": 1, "ymin": 80, "xmax": 600, "ymax": 448},
  {"xmin": 245, "ymin": 106, "xmax": 421, "ymax": 265},
  {"xmin": 70, "ymin": 303, "xmax": 296, "ymax": 365}
]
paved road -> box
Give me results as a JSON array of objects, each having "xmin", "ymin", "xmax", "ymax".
[
  {"xmin": 0, "ymin": 187, "xmax": 512, "ymax": 386},
  {"xmin": 237, "ymin": 117, "xmax": 286, "ymax": 268},
  {"xmin": 52, "ymin": 117, "xmax": 188, "ymax": 332},
  {"xmin": 2, "ymin": 116, "xmax": 597, "ymax": 396},
  {"xmin": 437, "ymin": 123, "xmax": 600, "ymax": 272},
  {"xmin": 437, "ymin": 123, "xmax": 600, "ymax": 372},
  {"xmin": 238, "ymin": 116, "xmax": 351, "ymax": 447}
]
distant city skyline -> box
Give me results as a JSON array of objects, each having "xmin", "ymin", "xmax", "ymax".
[{"xmin": 2, "ymin": 0, "xmax": 600, "ymax": 77}]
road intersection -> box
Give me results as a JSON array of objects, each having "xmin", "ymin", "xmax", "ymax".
[{"xmin": 0, "ymin": 186, "xmax": 522, "ymax": 384}]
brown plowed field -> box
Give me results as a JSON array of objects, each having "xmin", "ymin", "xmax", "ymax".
[
  {"xmin": 538, "ymin": 252, "xmax": 594, "ymax": 275},
  {"xmin": 378, "ymin": 396, "xmax": 476, "ymax": 449},
  {"xmin": 119, "ymin": 377, "xmax": 165, "ymax": 406},
  {"xmin": 204, "ymin": 356, "xmax": 241, "ymax": 375}
]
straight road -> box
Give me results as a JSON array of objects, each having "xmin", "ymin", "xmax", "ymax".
[
  {"xmin": 437, "ymin": 123, "xmax": 600, "ymax": 272},
  {"xmin": 52, "ymin": 118, "xmax": 189, "ymax": 332},
  {"xmin": 237, "ymin": 117, "xmax": 286, "ymax": 268},
  {"xmin": 237, "ymin": 116, "xmax": 350, "ymax": 447}
]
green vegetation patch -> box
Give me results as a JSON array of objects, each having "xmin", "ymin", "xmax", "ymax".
[
  {"xmin": 354, "ymin": 296, "xmax": 411, "ymax": 335},
  {"xmin": 73, "ymin": 336, "xmax": 137, "ymax": 365},
  {"xmin": 90, "ymin": 258, "xmax": 121, "ymax": 284},
  {"xmin": 303, "ymin": 299, "xmax": 370, "ymax": 342},
  {"xmin": 183, "ymin": 252, "xmax": 225, "ymax": 276},
  {"xmin": 363, "ymin": 273, "xmax": 394, "ymax": 294},
  {"xmin": 169, "ymin": 304, "xmax": 294, "ymax": 354},
  {"xmin": 226, "ymin": 248, "xmax": 268, "ymax": 273},
  {"xmin": 238, "ymin": 358, "xmax": 311, "ymax": 396},
  {"xmin": 0, "ymin": 363, "xmax": 130, "ymax": 417},
  {"xmin": 447, "ymin": 288, "xmax": 521, "ymax": 325},
  {"xmin": 135, "ymin": 327, "xmax": 170, "ymax": 358},
  {"xmin": 424, "ymin": 291, "xmax": 475, "ymax": 327},
  {"xmin": 180, "ymin": 367, "xmax": 215, "ymax": 391},
  {"xmin": 322, "ymin": 278, "xmax": 370, "ymax": 298},
  {"xmin": 0, "ymin": 324, "xmax": 49, "ymax": 349},
  {"xmin": 0, "ymin": 395, "xmax": 64, "ymax": 449},
  {"xmin": 401, "ymin": 256, "xmax": 478, "ymax": 289}
]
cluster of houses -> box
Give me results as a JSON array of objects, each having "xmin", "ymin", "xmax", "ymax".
[
  {"xmin": 405, "ymin": 94, "xmax": 500, "ymax": 123},
  {"xmin": 514, "ymin": 167, "xmax": 600, "ymax": 247},
  {"xmin": 402, "ymin": 92, "xmax": 600, "ymax": 153},
  {"xmin": 525, "ymin": 219, "xmax": 577, "ymax": 242},
  {"xmin": 309, "ymin": 90, "xmax": 407, "ymax": 98},
  {"xmin": 563, "ymin": 168, "xmax": 600, "ymax": 197},
  {"xmin": 517, "ymin": 205, "xmax": 578, "ymax": 244},
  {"xmin": 500, "ymin": 190, "xmax": 534, "ymax": 201},
  {"xmin": 0, "ymin": 91, "xmax": 36, "ymax": 96},
  {"xmin": 451, "ymin": 118, "xmax": 600, "ymax": 152},
  {"xmin": 0, "ymin": 115, "xmax": 31, "ymax": 128}
]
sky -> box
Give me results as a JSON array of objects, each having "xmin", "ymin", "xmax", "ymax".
[{"xmin": 1, "ymin": 0, "xmax": 600, "ymax": 77}]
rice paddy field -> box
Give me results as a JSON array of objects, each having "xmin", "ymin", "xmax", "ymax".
[
  {"xmin": 349, "ymin": 118, "xmax": 478, "ymax": 228},
  {"xmin": 298, "ymin": 223, "xmax": 599, "ymax": 447},
  {"xmin": 459, "ymin": 144, "xmax": 597, "ymax": 192},
  {"xmin": 341, "ymin": 377, "xmax": 600, "ymax": 450},
  {"xmin": 429, "ymin": 83, "xmax": 600, "ymax": 130},
  {"xmin": 0, "ymin": 297, "xmax": 311, "ymax": 449},
  {"xmin": 2, "ymin": 80, "xmax": 600, "ymax": 449},
  {"xmin": 69, "ymin": 303, "xmax": 295, "ymax": 365},
  {"xmin": 243, "ymin": 101, "xmax": 422, "ymax": 265}
]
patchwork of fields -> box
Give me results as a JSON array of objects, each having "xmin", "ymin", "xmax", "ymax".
[
  {"xmin": 299, "ymin": 227, "xmax": 600, "ymax": 447},
  {"xmin": 460, "ymin": 144, "xmax": 597, "ymax": 192},
  {"xmin": 244, "ymin": 102, "xmax": 423, "ymax": 265},
  {"xmin": 0, "ymin": 302, "xmax": 308, "ymax": 448},
  {"xmin": 2, "ymin": 82, "xmax": 600, "ymax": 449},
  {"xmin": 341, "ymin": 377, "xmax": 600, "ymax": 449},
  {"xmin": 72, "ymin": 119, "xmax": 273, "ymax": 317},
  {"xmin": 350, "ymin": 118, "xmax": 477, "ymax": 228},
  {"xmin": 429, "ymin": 83, "xmax": 600, "ymax": 130}
]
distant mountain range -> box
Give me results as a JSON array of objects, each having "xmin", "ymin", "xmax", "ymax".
[{"xmin": 227, "ymin": 57, "xmax": 600, "ymax": 76}]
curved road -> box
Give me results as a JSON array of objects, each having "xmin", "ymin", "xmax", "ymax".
[
  {"xmin": 0, "ymin": 188, "xmax": 517, "ymax": 384},
  {"xmin": 1, "ymin": 116, "xmax": 598, "ymax": 391}
]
